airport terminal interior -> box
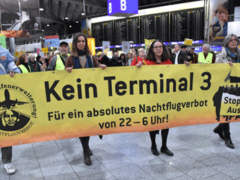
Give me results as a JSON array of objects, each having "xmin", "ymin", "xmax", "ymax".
[{"xmin": 0, "ymin": 0, "xmax": 240, "ymax": 179}]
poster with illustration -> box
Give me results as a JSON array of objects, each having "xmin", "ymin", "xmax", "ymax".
[{"xmin": 209, "ymin": 0, "xmax": 229, "ymax": 42}]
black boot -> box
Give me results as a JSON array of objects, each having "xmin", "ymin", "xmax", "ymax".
[
  {"xmin": 151, "ymin": 146, "xmax": 160, "ymax": 156},
  {"xmin": 213, "ymin": 126, "xmax": 225, "ymax": 140},
  {"xmin": 83, "ymin": 151, "xmax": 92, "ymax": 166},
  {"xmin": 222, "ymin": 123, "xmax": 234, "ymax": 149},
  {"xmin": 80, "ymin": 136, "xmax": 92, "ymax": 165},
  {"xmin": 225, "ymin": 137, "xmax": 235, "ymax": 149},
  {"xmin": 161, "ymin": 129, "xmax": 174, "ymax": 156},
  {"xmin": 161, "ymin": 146, "xmax": 174, "ymax": 156},
  {"xmin": 149, "ymin": 131, "xmax": 159, "ymax": 156},
  {"xmin": 88, "ymin": 148, "xmax": 93, "ymax": 156}
]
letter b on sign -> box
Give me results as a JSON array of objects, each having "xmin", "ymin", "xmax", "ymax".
[{"xmin": 108, "ymin": 0, "xmax": 138, "ymax": 16}]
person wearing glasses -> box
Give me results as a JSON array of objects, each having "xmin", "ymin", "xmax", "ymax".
[
  {"xmin": 213, "ymin": 34, "xmax": 240, "ymax": 149},
  {"xmin": 136, "ymin": 40, "xmax": 174, "ymax": 156}
]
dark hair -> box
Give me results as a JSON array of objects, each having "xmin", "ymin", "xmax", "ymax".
[
  {"xmin": 120, "ymin": 53, "xmax": 126, "ymax": 59},
  {"xmin": 222, "ymin": 2, "xmax": 229, "ymax": 11},
  {"xmin": 72, "ymin": 33, "xmax": 90, "ymax": 56},
  {"xmin": 181, "ymin": 45, "xmax": 187, "ymax": 49},
  {"xmin": 120, "ymin": 53, "xmax": 127, "ymax": 64},
  {"xmin": 36, "ymin": 55, "xmax": 41, "ymax": 62},
  {"xmin": 17, "ymin": 54, "xmax": 27, "ymax": 65},
  {"xmin": 146, "ymin": 40, "xmax": 170, "ymax": 62},
  {"xmin": 60, "ymin": 41, "xmax": 68, "ymax": 47}
]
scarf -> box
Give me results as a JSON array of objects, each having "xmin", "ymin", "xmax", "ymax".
[
  {"xmin": 77, "ymin": 50, "xmax": 86, "ymax": 56},
  {"xmin": 226, "ymin": 48, "xmax": 240, "ymax": 63}
]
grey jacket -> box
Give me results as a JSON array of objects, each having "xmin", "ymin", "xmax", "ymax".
[{"xmin": 216, "ymin": 47, "xmax": 240, "ymax": 63}]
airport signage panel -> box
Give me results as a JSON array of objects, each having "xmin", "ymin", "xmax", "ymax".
[
  {"xmin": 44, "ymin": 35, "xmax": 60, "ymax": 48},
  {"xmin": 108, "ymin": 0, "xmax": 138, "ymax": 16}
]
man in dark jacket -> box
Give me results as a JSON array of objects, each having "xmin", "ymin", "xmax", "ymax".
[
  {"xmin": 28, "ymin": 55, "xmax": 42, "ymax": 72},
  {"xmin": 96, "ymin": 51, "xmax": 111, "ymax": 66},
  {"xmin": 188, "ymin": 47, "xmax": 198, "ymax": 64},
  {"xmin": 109, "ymin": 51, "xmax": 122, "ymax": 67},
  {"xmin": 172, "ymin": 44, "xmax": 188, "ymax": 64}
]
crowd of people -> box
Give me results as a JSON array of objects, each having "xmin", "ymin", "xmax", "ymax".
[
  {"xmin": 0, "ymin": 33, "xmax": 239, "ymax": 175},
  {"xmin": 95, "ymin": 43, "xmax": 216, "ymax": 67}
]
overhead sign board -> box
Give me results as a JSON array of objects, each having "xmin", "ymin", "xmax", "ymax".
[
  {"xmin": 108, "ymin": 0, "xmax": 138, "ymax": 17},
  {"xmin": 44, "ymin": 35, "xmax": 60, "ymax": 48}
]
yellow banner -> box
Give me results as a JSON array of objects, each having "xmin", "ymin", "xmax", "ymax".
[
  {"xmin": 221, "ymin": 92, "xmax": 240, "ymax": 116},
  {"xmin": 220, "ymin": 73, "xmax": 240, "ymax": 117},
  {"xmin": 0, "ymin": 64, "xmax": 239, "ymax": 147}
]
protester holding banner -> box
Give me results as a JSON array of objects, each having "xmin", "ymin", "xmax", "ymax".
[
  {"xmin": 65, "ymin": 33, "xmax": 93, "ymax": 166},
  {"xmin": 47, "ymin": 41, "xmax": 70, "ymax": 71},
  {"xmin": 216, "ymin": 34, "xmax": 240, "ymax": 64},
  {"xmin": 214, "ymin": 34, "xmax": 240, "ymax": 149},
  {"xmin": 136, "ymin": 40, "xmax": 174, "ymax": 156},
  {"xmin": 131, "ymin": 48, "xmax": 146, "ymax": 66},
  {"xmin": 198, "ymin": 44, "xmax": 215, "ymax": 64},
  {"xmin": 65, "ymin": 33, "xmax": 105, "ymax": 166},
  {"xmin": 16, "ymin": 54, "xmax": 32, "ymax": 73},
  {"xmin": 0, "ymin": 45, "xmax": 20, "ymax": 175},
  {"xmin": 96, "ymin": 51, "xmax": 111, "ymax": 66},
  {"xmin": 108, "ymin": 51, "xmax": 122, "ymax": 67}
]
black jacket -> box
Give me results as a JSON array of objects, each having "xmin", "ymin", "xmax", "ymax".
[{"xmin": 171, "ymin": 50, "xmax": 188, "ymax": 64}]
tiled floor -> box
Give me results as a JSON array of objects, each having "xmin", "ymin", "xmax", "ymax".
[{"xmin": 2, "ymin": 123, "xmax": 240, "ymax": 180}]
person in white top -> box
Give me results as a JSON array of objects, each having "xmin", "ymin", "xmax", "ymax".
[{"xmin": 172, "ymin": 44, "xmax": 188, "ymax": 64}]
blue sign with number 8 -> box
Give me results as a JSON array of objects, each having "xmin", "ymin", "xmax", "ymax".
[{"xmin": 108, "ymin": 0, "xmax": 138, "ymax": 16}]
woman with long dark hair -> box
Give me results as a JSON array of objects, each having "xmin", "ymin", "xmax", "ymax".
[
  {"xmin": 66, "ymin": 33, "xmax": 105, "ymax": 165},
  {"xmin": 137, "ymin": 40, "xmax": 174, "ymax": 156},
  {"xmin": 119, "ymin": 53, "xmax": 127, "ymax": 66}
]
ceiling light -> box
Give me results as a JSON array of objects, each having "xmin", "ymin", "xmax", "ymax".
[
  {"xmin": 81, "ymin": 12, "xmax": 85, "ymax": 16},
  {"xmin": 39, "ymin": 8, "xmax": 44, "ymax": 11},
  {"xmin": 75, "ymin": 21, "xmax": 79, "ymax": 23},
  {"xmin": 46, "ymin": 24, "xmax": 50, "ymax": 27},
  {"xmin": 69, "ymin": 25, "xmax": 72, "ymax": 28},
  {"xmin": 64, "ymin": 17, "xmax": 69, "ymax": 20}
]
